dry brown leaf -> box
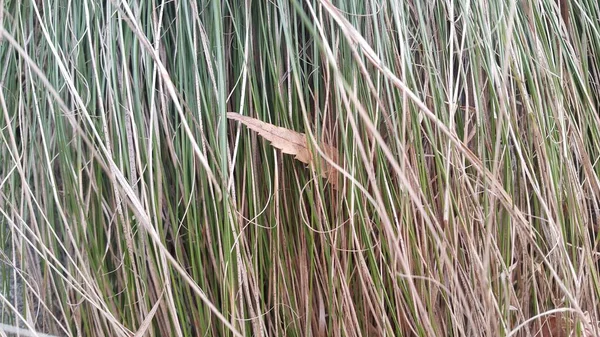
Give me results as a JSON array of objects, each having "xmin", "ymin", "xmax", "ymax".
[
  {"xmin": 227, "ymin": 112, "xmax": 339, "ymax": 188},
  {"xmin": 534, "ymin": 313, "xmax": 599, "ymax": 337},
  {"xmin": 537, "ymin": 314, "xmax": 570, "ymax": 337}
]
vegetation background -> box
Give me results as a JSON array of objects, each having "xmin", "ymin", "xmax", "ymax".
[{"xmin": 1, "ymin": 0, "xmax": 599, "ymax": 336}]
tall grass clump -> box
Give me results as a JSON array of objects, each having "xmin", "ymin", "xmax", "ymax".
[{"xmin": 1, "ymin": 0, "xmax": 600, "ymax": 336}]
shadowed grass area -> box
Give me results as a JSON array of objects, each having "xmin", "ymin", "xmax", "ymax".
[{"xmin": 1, "ymin": 0, "xmax": 599, "ymax": 336}]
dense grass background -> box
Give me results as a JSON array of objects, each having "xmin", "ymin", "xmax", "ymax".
[{"xmin": 1, "ymin": 0, "xmax": 600, "ymax": 336}]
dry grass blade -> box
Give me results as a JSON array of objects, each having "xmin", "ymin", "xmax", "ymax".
[
  {"xmin": 0, "ymin": 323, "xmax": 61, "ymax": 337},
  {"xmin": 227, "ymin": 112, "xmax": 339, "ymax": 188},
  {"xmin": 133, "ymin": 290, "xmax": 164, "ymax": 337}
]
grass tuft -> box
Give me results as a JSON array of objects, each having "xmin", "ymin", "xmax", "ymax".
[{"xmin": 1, "ymin": 0, "xmax": 600, "ymax": 336}]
